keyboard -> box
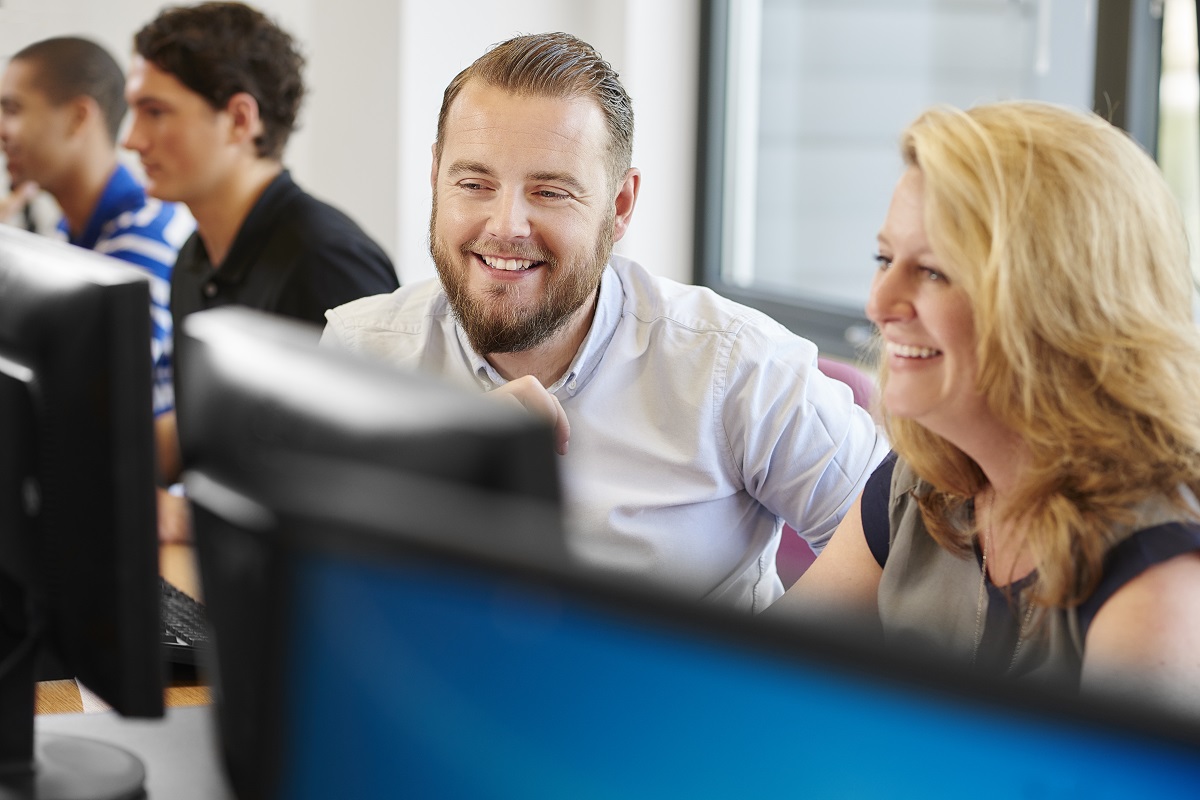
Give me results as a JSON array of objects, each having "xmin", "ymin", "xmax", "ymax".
[{"xmin": 160, "ymin": 576, "xmax": 210, "ymax": 665}]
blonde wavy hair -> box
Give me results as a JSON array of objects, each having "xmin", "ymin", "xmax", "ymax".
[{"xmin": 882, "ymin": 100, "xmax": 1200, "ymax": 608}]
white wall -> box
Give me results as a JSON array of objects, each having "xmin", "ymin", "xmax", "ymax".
[
  {"xmin": 395, "ymin": 0, "xmax": 698, "ymax": 284},
  {"xmin": 0, "ymin": 0, "xmax": 698, "ymax": 285}
]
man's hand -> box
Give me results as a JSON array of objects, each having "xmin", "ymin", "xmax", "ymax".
[
  {"xmin": 0, "ymin": 182, "xmax": 39, "ymax": 225},
  {"xmin": 488, "ymin": 375, "xmax": 571, "ymax": 456}
]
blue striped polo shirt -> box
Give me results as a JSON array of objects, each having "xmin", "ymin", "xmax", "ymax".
[{"xmin": 58, "ymin": 163, "xmax": 193, "ymax": 415}]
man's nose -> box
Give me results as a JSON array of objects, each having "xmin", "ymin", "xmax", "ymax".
[{"xmin": 484, "ymin": 188, "xmax": 533, "ymax": 240}]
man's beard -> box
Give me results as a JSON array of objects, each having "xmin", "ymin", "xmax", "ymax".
[{"xmin": 429, "ymin": 201, "xmax": 613, "ymax": 355}]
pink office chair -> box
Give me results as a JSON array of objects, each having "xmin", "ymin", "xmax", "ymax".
[{"xmin": 776, "ymin": 357, "xmax": 876, "ymax": 588}]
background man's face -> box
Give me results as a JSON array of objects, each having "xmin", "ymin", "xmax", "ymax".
[
  {"xmin": 123, "ymin": 56, "xmax": 237, "ymax": 207},
  {"xmin": 0, "ymin": 59, "xmax": 75, "ymax": 192},
  {"xmin": 429, "ymin": 80, "xmax": 616, "ymax": 354}
]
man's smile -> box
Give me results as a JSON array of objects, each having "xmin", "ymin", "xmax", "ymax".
[{"xmin": 478, "ymin": 253, "xmax": 542, "ymax": 272}]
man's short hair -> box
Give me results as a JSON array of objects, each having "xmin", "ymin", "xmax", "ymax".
[
  {"xmin": 12, "ymin": 37, "xmax": 127, "ymax": 144},
  {"xmin": 133, "ymin": 1, "xmax": 305, "ymax": 161},
  {"xmin": 436, "ymin": 32, "xmax": 635, "ymax": 191}
]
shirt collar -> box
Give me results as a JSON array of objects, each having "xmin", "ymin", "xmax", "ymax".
[
  {"xmin": 460, "ymin": 262, "xmax": 624, "ymax": 397},
  {"xmin": 62, "ymin": 163, "xmax": 143, "ymax": 249},
  {"xmin": 186, "ymin": 169, "xmax": 297, "ymax": 285}
]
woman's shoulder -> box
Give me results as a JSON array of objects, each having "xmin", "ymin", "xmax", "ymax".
[
  {"xmin": 1078, "ymin": 516, "xmax": 1200, "ymax": 636},
  {"xmin": 1081, "ymin": 541, "xmax": 1200, "ymax": 704}
]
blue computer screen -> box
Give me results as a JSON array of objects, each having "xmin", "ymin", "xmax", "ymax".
[{"xmin": 277, "ymin": 548, "xmax": 1200, "ymax": 799}]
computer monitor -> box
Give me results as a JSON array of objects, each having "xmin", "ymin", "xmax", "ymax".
[
  {"xmin": 179, "ymin": 308, "xmax": 1200, "ymax": 799},
  {"xmin": 0, "ymin": 226, "xmax": 163, "ymax": 798},
  {"xmin": 176, "ymin": 306, "xmax": 568, "ymax": 798}
]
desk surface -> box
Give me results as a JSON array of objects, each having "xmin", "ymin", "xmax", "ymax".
[
  {"xmin": 36, "ymin": 543, "xmax": 210, "ymax": 715},
  {"xmin": 36, "ymin": 704, "xmax": 234, "ymax": 799}
]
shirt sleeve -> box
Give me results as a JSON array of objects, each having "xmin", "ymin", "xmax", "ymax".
[
  {"xmin": 719, "ymin": 316, "xmax": 890, "ymax": 553},
  {"xmin": 94, "ymin": 203, "xmax": 190, "ymax": 417},
  {"xmin": 320, "ymin": 306, "xmax": 353, "ymax": 351}
]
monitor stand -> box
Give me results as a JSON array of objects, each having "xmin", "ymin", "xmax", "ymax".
[
  {"xmin": 0, "ymin": 733, "xmax": 146, "ymax": 800},
  {"xmin": 0, "ymin": 600, "xmax": 147, "ymax": 800},
  {"xmin": 0, "ymin": 371, "xmax": 148, "ymax": 800}
]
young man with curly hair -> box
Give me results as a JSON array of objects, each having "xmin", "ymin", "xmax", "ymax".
[{"xmin": 125, "ymin": 2, "xmax": 399, "ymax": 540}]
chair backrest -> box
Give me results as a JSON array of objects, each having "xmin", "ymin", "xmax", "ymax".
[
  {"xmin": 815, "ymin": 356, "xmax": 875, "ymax": 412},
  {"xmin": 777, "ymin": 358, "xmax": 876, "ymax": 588}
]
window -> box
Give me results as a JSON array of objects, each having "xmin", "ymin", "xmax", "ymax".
[
  {"xmin": 1159, "ymin": 0, "xmax": 1200, "ymax": 282},
  {"xmin": 698, "ymin": 0, "xmax": 1187, "ymax": 358}
]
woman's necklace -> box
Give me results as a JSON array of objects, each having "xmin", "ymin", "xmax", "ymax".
[{"xmin": 971, "ymin": 489, "xmax": 1036, "ymax": 674}]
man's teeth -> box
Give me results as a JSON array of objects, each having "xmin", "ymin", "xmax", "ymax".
[
  {"xmin": 889, "ymin": 342, "xmax": 942, "ymax": 359},
  {"xmin": 481, "ymin": 255, "xmax": 536, "ymax": 271}
]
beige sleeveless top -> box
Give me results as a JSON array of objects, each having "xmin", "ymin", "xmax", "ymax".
[{"xmin": 872, "ymin": 456, "xmax": 1200, "ymax": 686}]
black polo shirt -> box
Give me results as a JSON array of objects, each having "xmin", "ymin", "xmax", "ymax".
[{"xmin": 170, "ymin": 169, "xmax": 399, "ymax": 337}]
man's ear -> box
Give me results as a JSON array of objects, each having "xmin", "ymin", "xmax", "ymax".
[
  {"xmin": 430, "ymin": 142, "xmax": 439, "ymax": 192},
  {"xmin": 610, "ymin": 167, "xmax": 641, "ymax": 244},
  {"xmin": 224, "ymin": 91, "xmax": 265, "ymax": 148},
  {"xmin": 65, "ymin": 95, "xmax": 96, "ymax": 138}
]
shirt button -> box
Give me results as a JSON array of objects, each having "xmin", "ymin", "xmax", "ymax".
[
  {"xmin": 567, "ymin": 380, "xmax": 577, "ymax": 391},
  {"xmin": 204, "ymin": 281, "xmax": 219, "ymax": 298}
]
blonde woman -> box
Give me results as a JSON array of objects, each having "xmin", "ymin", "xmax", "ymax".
[{"xmin": 772, "ymin": 101, "xmax": 1200, "ymax": 706}]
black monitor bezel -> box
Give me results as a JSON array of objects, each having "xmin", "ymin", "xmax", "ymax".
[{"xmin": 0, "ymin": 225, "xmax": 164, "ymax": 783}]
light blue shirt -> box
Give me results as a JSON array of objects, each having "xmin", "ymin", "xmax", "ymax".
[{"xmin": 322, "ymin": 256, "xmax": 888, "ymax": 611}]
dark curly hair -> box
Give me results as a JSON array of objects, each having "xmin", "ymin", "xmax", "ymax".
[
  {"xmin": 13, "ymin": 37, "xmax": 127, "ymax": 144},
  {"xmin": 133, "ymin": 1, "xmax": 305, "ymax": 160}
]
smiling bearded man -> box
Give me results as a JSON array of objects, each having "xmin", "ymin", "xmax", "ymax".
[
  {"xmin": 322, "ymin": 31, "xmax": 888, "ymax": 613},
  {"xmin": 430, "ymin": 194, "xmax": 613, "ymax": 355}
]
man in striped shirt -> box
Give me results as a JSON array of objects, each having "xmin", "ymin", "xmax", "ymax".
[{"xmin": 0, "ymin": 36, "xmax": 192, "ymax": 425}]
